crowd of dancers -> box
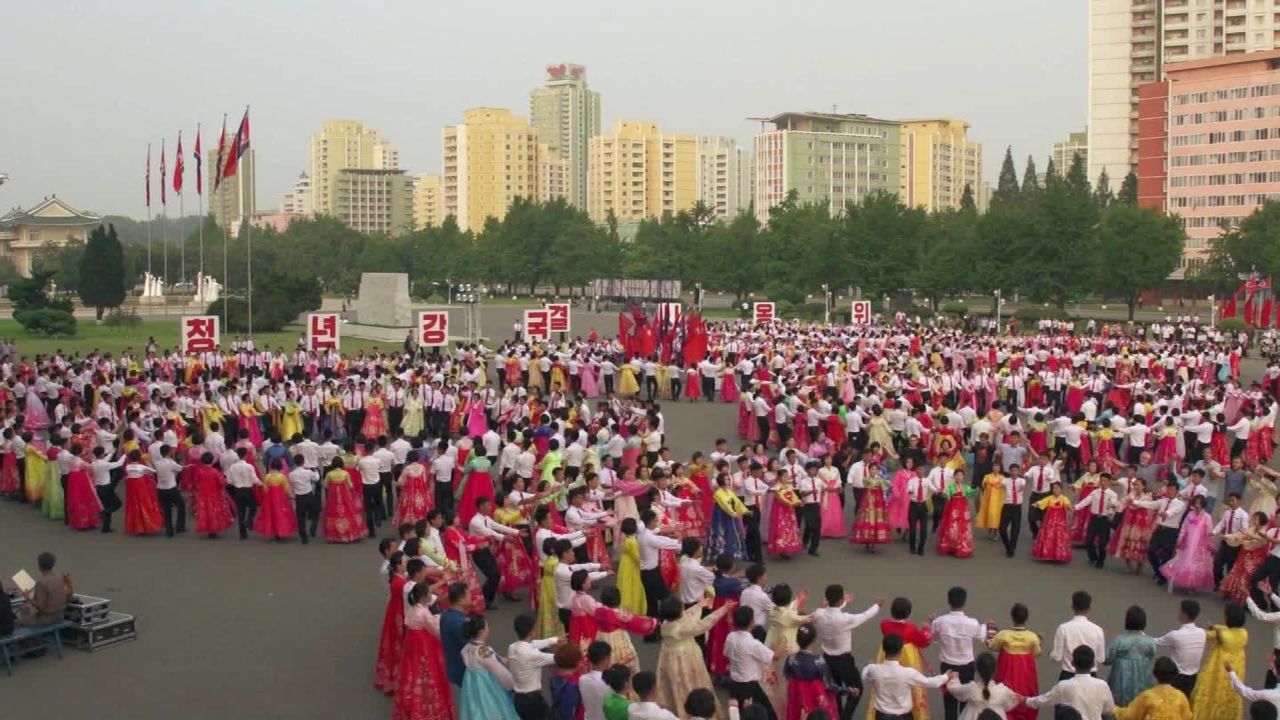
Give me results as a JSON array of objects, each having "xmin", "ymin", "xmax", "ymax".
[{"xmin": 5, "ymin": 317, "xmax": 1280, "ymax": 719}]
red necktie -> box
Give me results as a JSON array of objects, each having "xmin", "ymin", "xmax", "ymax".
[
  {"xmin": 917, "ymin": 481, "xmax": 925, "ymax": 503},
  {"xmin": 1227, "ymin": 513, "xmax": 1234, "ymax": 534},
  {"xmin": 1011, "ymin": 481, "xmax": 1019, "ymax": 505},
  {"xmin": 1095, "ymin": 493, "xmax": 1103, "ymax": 514}
]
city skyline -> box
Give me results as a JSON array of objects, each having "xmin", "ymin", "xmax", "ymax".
[{"xmin": 0, "ymin": 1, "xmax": 1084, "ymax": 217}]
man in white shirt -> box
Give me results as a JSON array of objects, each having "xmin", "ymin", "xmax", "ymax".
[
  {"xmin": 930, "ymin": 586, "xmax": 987, "ymax": 720},
  {"xmin": 628, "ymin": 671, "xmax": 678, "ymax": 720},
  {"xmin": 739, "ymin": 564, "xmax": 775, "ymax": 629},
  {"xmin": 724, "ymin": 604, "xmax": 778, "ymax": 719},
  {"xmin": 811, "ymin": 583, "xmax": 883, "ymax": 720},
  {"xmin": 1245, "ymin": 591, "xmax": 1280, "ymax": 688},
  {"xmin": 1153, "ymin": 600, "xmax": 1207, "ymax": 698},
  {"xmin": 89, "ymin": 447, "xmax": 125, "ymax": 533},
  {"xmin": 1051, "ymin": 591, "xmax": 1107, "ymax": 680},
  {"xmin": 1077, "ymin": 474, "xmax": 1119, "ymax": 569},
  {"xmin": 1226, "ymin": 659, "xmax": 1280, "ymax": 713},
  {"xmin": 468, "ymin": 496, "xmax": 520, "ymax": 607},
  {"xmin": 861, "ymin": 633, "xmax": 951, "ymax": 720},
  {"xmin": 637, "ymin": 510, "xmax": 682, "ymax": 635},
  {"xmin": 1027, "ymin": 646, "xmax": 1116, "ymax": 720},
  {"xmin": 998, "ymin": 464, "xmax": 1026, "ymax": 559},
  {"xmin": 429, "ymin": 440, "xmax": 456, "ymax": 516},
  {"xmin": 1133, "ymin": 482, "xmax": 1188, "ymax": 585},
  {"xmin": 741, "ymin": 462, "xmax": 768, "ymax": 562},
  {"xmin": 579, "ymin": 641, "xmax": 613, "ymax": 720},
  {"xmin": 356, "ymin": 446, "xmax": 384, "ymax": 538},
  {"xmin": 507, "ymin": 613, "xmax": 559, "ymax": 718},
  {"xmin": 677, "ymin": 539, "xmax": 714, "ymax": 607},
  {"xmin": 287, "ymin": 455, "xmax": 321, "ymax": 544},
  {"xmin": 1214, "ymin": 493, "xmax": 1250, "ymax": 587},
  {"xmin": 227, "ymin": 447, "xmax": 263, "ymax": 540},
  {"xmin": 152, "ymin": 445, "xmax": 186, "ymax": 538},
  {"xmin": 551, "ymin": 540, "xmax": 607, "ymax": 629},
  {"xmin": 1025, "ymin": 454, "xmax": 1058, "ymax": 537}
]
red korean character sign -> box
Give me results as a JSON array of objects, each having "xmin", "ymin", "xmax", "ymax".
[
  {"xmin": 181, "ymin": 315, "xmax": 219, "ymax": 353},
  {"xmin": 417, "ymin": 310, "xmax": 448, "ymax": 347},
  {"xmin": 752, "ymin": 302, "xmax": 776, "ymax": 325},
  {"xmin": 850, "ymin": 300, "xmax": 872, "ymax": 325},
  {"xmin": 546, "ymin": 303, "xmax": 571, "ymax": 334},
  {"xmin": 306, "ymin": 312, "xmax": 341, "ymax": 351},
  {"xmin": 523, "ymin": 309, "xmax": 550, "ymax": 342}
]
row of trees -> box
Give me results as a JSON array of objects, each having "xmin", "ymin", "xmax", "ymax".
[{"xmin": 25, "ymin": 148, "xmax": 1280, "ymax": 325}]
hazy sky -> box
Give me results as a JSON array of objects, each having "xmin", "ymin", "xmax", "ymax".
[{"xmin": 1, "ymin": 0, "xmax": 1085, "ymax": 218}]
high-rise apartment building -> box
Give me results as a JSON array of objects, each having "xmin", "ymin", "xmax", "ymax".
[
  {"xmin": 412, "ymin": 173, "xmax": 444, "ymax": 229},
  {"xmin": 442, "ymin": 108, "xmax": 541, "ymax": 232},
  {"xmin": 1088, "ymin": 0, "xmax": 1280, "ymax": 184},
  {"xmin": 1137, "ymin": 49, "xmax": 1280, "ymax": 276},
  {"xmin": 696, "ymin": 136, "xmax": 754, "ymax": 220},
  {"xmin": 530, "ymin": 63, "xmax": 601, "ymax": 210},
  {"xmin": 1052, "ymin": 130, "xmax": 1090, "ymax": 175},
  {"xmin": 536, "ymin": 145, "xmax": 569, "ymax": 204},
  {"xmin": 326, "ymin": 168, "xmax": 413, "ymax": 236},
  {"xmin": 207, "ymin": 140, "xmax": 255, "ymax": 229},
  {"xmin": 586, "ymin": 121, "xmax": 698, "ymax": 224},
  {"xmin": 751, "ymin": 112, "xmax": 901, "ymax": 223},
  {"xmin": 279, "ymin": 171, "xmax": 313, "ymax": 216},
  {"xmin": 898, "ymin": 119, "xmax": 982, "ymax": 212},
  {"xmin": 309, "ymin": 120, "xmax": 398, "ymax": 217}
]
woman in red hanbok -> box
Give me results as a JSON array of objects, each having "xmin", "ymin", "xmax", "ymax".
[
  {"xmin": 767, "ymin": 476, "xmax": 804, "ymax": 558},
  {"xmin": 689, "ymin": 454, "xmax": 715, "ymax": 522},
  {"xmin": 739, "ymin": 392, "xmax": 758, "ymax": 441},
  {"xmin": 253, "ymin": 466, "xmax": 298, "ymax": 540},
  {"xmin": 784, "ymin": 625, "xmax": 840, "ymax": 720},
  {"xmin": 671, "ymin": 465, "xmax": 707, "ymax": 540},
  {"xmin": 721, "ymin": 367, "xmax": 739, "ymax": 403},
  {"xmin": 594, "ymin": 586, "xmax": 658, "ymax": 673},
  {"xmin": 1070, "ymin": 462, "xmax": 1101, "ymax": 545},
  {"xmin": 63, "ymin": 453, "xmax": 100, "ymax": 530},
  {"xmin": 392, "ymin": 583, "xmax": 455, "ymax": 720},
  {"xmin": 123, "ymin": 451, "xmax": 164, "ymax": 535},
  {"xmin": 887, "ymin": 459, "xmax": 915, "ymax": 536},
  {"xmin": 818, "ymin": 455, "xmax": 846, "ymax": 538},
  {"xmin": 193, "ymin": 455, "xmax": 236, "ymax": 536},
  {"xmin": 394, "ymin": 456, "xmax": 433, "ymax": 526},
  {"xmin": 989, "ymin": 604, "xmax": 1040, "ymax": 720},
  {"xmin": 935, "ymin": 479, "xmax": 975, "ymax": 559},
  {"xmin": 0, "ymin": 431, "xmax": 20, "ymax": 497},
  {"xmin": 1211, "ymin": 414, "xmax": 1232, "ymax": 466},
  {"xmin": 361, "ymin": 390, "xmax": 389, "ymax": 441},
  {"xmin": 494, "ymin": 494, "xmax": 537, "ymax": 598},
  {"xmin": 1220, "ymin": 512, "xmax": 1271, "ymax": 604},
  {"xmin": 1031, "ymin": 483, "xmax": 1073, "ymax": 563},
  {"xmin": 322, "ymin": 462, "xmax": 368, "ymax": 543},
  {"xmin": 442, "ymin": 513, "xmax": 488, "ymax": 613},
  {"xmin": 375, "ymin": 552, "xmax": 408, "ymax": 694},
  {"xmin": 1109, "ymin": 480, "xmax": 1154, "ymax": 572},
  {"xmin": 851, "ymin": 467, "xmax": 892, "ymax": 551}
]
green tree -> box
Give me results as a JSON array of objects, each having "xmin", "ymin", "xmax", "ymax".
[
  {"xmin": 1199, "ymin": 200, "xmax": 1280, "ymax": 289},
  {"xmin": 1093, "ymin": 168, "xmax": 1114, "ymax": 209},
  {"xmin": 1095, "ymin": 204, "xmax": 1185, "ymax": 319},
  {"xmin": 1118, "ymin": 171, "xmax": 1138, "ymax": 206},
  {"xmin": 992, "ymin": 148, "xmax": 1020, "ymax": 208},
  {"xmin": 912, "ymin": 209, "xmax": 975, "ymax": 309},
  {"xmin": 78, "ymin": 224, "xmax": 127, "ymax": 319},
  {"xmin": 960, "ymin": 184, "xmax": 977, "ymax": 214},
  {"xmin": 1021, "ymin": 156, "xmax": 1041, "ymax": 197},
  {"xmin": 1042, "ymin": 158, "xmax": 1059, "ymax": 191},
  {"xmin": 842, "ymin": 191, "xmax": 925, "ymax": 299},
  {"xmin": 1029, "ymin": 153, "xmax": 1100, "ymax": 308}
]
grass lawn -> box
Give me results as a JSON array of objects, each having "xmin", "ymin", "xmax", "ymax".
[{"xmin": 0, "ymin": 319, "xmax": 397, "ymax": 357}]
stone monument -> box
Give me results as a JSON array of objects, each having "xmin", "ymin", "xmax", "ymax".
[
  {"xmin": 355, "ymin": 272, "xmax": 411, "ymax": 326},
  {"xmin": 193, "ymin": 272, "xmax": 222, "ymax": 304},
  {"xmin": 140, "ymin": 272, "xmax": 165, "ymax": 301}
]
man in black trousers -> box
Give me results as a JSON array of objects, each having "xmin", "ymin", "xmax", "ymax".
[
  {"xmin": 811, "ymin": 583, "xmax": 883, "ymax": 720},
  {"xmin": 931, "ymin": 587, "xmax": 985, "ymax": 720},
  {"xmin": 740, "ymin": 462, "xmax": 767, "ymax": 563},
  {"xmin": 467, "ymin": 497, "xmax": 518, "ymax": 607},
  {"xmin": 998, "ymin": 464, "xmax": 1025, "ymax": 559},
  {"xmin": 1144, "ymin": 482, "xmax": 1187, "ymax": 586},
  {"xmin": 637, "ymin": 511, "xmax": 681, "ymax": 640},
  {"xmin": 798, "ymin": 462, "xmax": 824, "ymax": 557},
  {"xmin": 288, "ymin": 453, "xmax": 321, "ymax": 544},
  {"xmin": 1082, "ymin": 473, "xmax": 1119, "ymax": 569},
  {"xmin": 906, "ymin": 470, "xmax": 931, "ymax": 555}
]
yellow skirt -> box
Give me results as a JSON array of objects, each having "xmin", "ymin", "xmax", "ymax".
[{"xmin": 976, "ymin": 485, "xmax": 1004, "ymax": 529}]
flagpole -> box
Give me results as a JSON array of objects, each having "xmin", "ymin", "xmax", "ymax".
[
  {"xmin": 245, "ymin": 107, "xmax": 253, "ymax": 340},
  {"xmin": 146, "ymin": 143, "xmax": 152, "ymax": 276},
  {"xmin": 179, "ymin": 192, "xmax": 185, "ymax": 285}
]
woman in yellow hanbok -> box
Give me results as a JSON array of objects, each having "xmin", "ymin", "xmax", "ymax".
[
  {"xmin": 867, "ymin": 597, "xmax": 936, "ymax": 720},
  {"xmin": 977, "ymin": 471, "xmax": 1006, "ymax": 538},
  {"xmin": 654, "ymin": 598, "xmax": 735, "ymax": 720},
  {"xmin": 764, "ymin": 585, "xmax": 810, "ymax": 716},
  {"xmin": 617, "ymin": 362, "xmax": 640, "ymax": 397},
  {"xmin": 535, "ymin": 552, "xmax": 563, "ymax": 639},
  {"xmin": 616, "ymin": 519, "xmax": 646, "ymax": 616},
  {"xmin": 1189, "ymin": 606, "xmax": 1248, "ymax": 720},
  {"xmin": 279, "ymin": 394, "xmax": 303, "ymax": 443},
  {"xmin": 528, "ymin": 353, "xmax": 545, "ymax": 391},
  {"xmin": 549, "ymin": 360, "xmax": 567, "ymax": 393},
  {"xmin": 23, "ymin": 438, "xmax": 46, "ymax": 504},
  {"xmin": 200, "ymin": 392, "xmax": 224, "ymax": 437},
  {"xmin": 655, "ymin": 363, "xmax": 671, "ymax": 400}
]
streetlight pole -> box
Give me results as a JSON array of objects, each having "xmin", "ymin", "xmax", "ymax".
[
  {"xmin": 821, "ymin": 283, "xmax": 830, "ymax": 324},
  {"xmin": 994, "ymin": 289, "xmax": 1003, "ymax": 334}
]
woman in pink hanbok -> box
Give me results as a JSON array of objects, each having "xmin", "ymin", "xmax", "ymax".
[
  {"xmin": 739, "ymin": 391, "xmax": 758, "ymax": 441},
  {"xmin": 465, "ymin": 395, "xmax": 488, "ymax": 439},
  {"xmin": 817, "ymin": 454, "xmax": 846, "ymax": 538},
  {"xmin": 24, "ymin": 390, "xmax": 50, "ymax": 431},
  {"xmin": 887, "ymin": 457, "xmax": 916, "ymax": 536},
  {"xmin": 1160, "ymin": 495, "xmax": 1216, "ymax": 593},
  {"xmin": 579, "ymin": 358, "xmax": 599, "ymax": 398}
]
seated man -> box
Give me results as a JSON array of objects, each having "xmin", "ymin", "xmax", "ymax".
[
  {"xmin": 0, "ymin": 581, "xmax": 14, "ymax": 637},
  {"xmin": 16, "ymin": 552, "xmax": 72, "ymax": 628}
]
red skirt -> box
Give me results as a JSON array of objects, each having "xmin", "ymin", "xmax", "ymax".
[
  {"xmin": 1070, "ymin": 486, "xmax": 1095, "ymax": 544},
  {"xmin": 323, "ymin": 482, "xmax": 367, "ymax": 543},
  {"xmin": 194, "ymin": 474, "xmax": 236, "ymax": 535},
  {"xmin": 0, "ymin": 452, "xmax": 19, "ymax": 494},
  {"xmin": 692, "ymin": 471, "xmax": 714, "ymax": 522},
  {"xmin": 995, "ymin": 651, "xmax": 1039, "ymax": 720},
  {"xmin": 936, "ymin": 496, "xmax": 974, "ymax": 558},
  {"xmin": 851, "ymin": 489, "xmax": 892, "ymax": 545},
  {"xmin": 768, "ymin": 504, "xmax": 804, "ymax": 556},
  {"xmin": 375, "ymin": 581, "xmax": 406, "ymax": 694},
  {"xmin": 784, "ymin": 677, "xmax": 838, "ymax": 720},
  {"xmin": 124, "ymin": 476, "xmax": 164, "ymax": 535},
  {"xmin": 659, "ymin": 548, "xmax": 679, "ymax": 590},
  {"xmin": 497, "ymin": 535, "xmax": 537, "ymax": 594},
  {"xmin": 456, "ymin": 471, "xmax": 493, "ymax": 529},
  {"xmin": 394, "ymin": 471, "xmax": 434, "ymax": 526},
  {"xmin": 253, "ymin": 484, "xmax": 298, "ymax": 539},
  {"xmin": 704, "ymin": 596, "xmax": 735, "ymax": 678},
  {"xmin": 585, "ymin": 526, "xmax": 614, "ymax": 572},
  {"xmin": 1032, "ymin": 506, "xmax": 1072, "ymax": 563},
  {"xmin": 391, "ymin": 628, "xmax": 455, "ymax": 720},
  {"xmin": 65, "ymin": 469, "xmax": 101, "ymax": 530},
  {"xmin": 1221, "ymin": 544, "xmax": 1269, "ymax": 604}
]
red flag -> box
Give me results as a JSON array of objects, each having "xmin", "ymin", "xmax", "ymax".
[
  {"xmin": 145, "ymin": 144, "xmax": 151, "ymax": 208},
  {"xmin": 618, "ymin": 313, "xmax": 633, "ymax": 356},
  {"xmin": 193, "ymin": 127, "xmax": 203, "ymax": 196},
  {"xmin": 173, "ymin": 133, "xmax": 184, "ymax": 195},
  {"xmin": 1245, "ymin": 296, "xmax": 1255, "ymax": 326},
  {"xmin": 214, "ymin": 115, "xmax": 227, "ymax": 191},
  {"xmin": 1220, "ymin": 295, "xmax": 1237, "ymax": 320},
  {"xmin": 159, "ymin": 138, "xmax": 167, "ymax": 206},
  {"xmin": 1263, "ymin": 298, "xmax": 1274, "ymax": 330},
  {"xmin": 222, "ymin": 109, "xmax": 250, "ymax": 182}
]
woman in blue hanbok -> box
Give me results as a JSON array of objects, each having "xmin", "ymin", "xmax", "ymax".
[
  {"xmin": 707, "ymin": 473, "xmax": 747, "ymax": 560},
  {"xmin": 459, "ymin": 615, "xmax": 520, "ymax": 720}
]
